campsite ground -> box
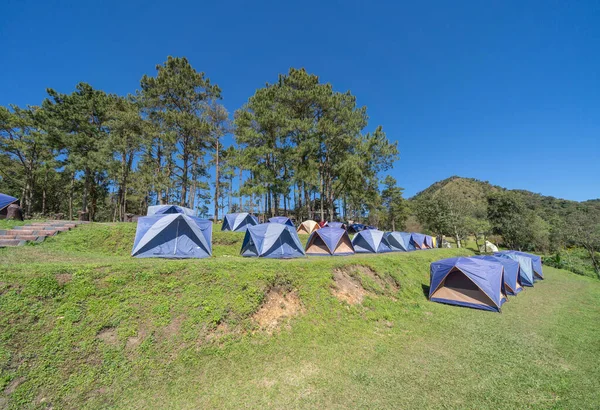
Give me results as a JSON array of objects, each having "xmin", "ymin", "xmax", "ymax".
[{"xmin": 0, "ymin": 223, "xmax": 599, "ymax": 409}]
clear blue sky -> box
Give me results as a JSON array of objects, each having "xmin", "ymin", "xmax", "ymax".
[{"xmin": 1, "ymin": 0, "xmax": 599, "ymax": 201}]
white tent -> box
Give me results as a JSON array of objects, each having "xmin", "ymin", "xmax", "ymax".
[{"xmin": 479, "ymin": 241, "xmax": 499, "ymax": 253}]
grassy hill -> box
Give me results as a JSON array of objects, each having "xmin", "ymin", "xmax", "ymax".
[{"xmin": 1, "ymin": 223, "xmax": 599, "ymax": 408}]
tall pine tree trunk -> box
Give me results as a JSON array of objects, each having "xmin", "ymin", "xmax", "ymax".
[
  {"xmin": 69, "ymin": 172, "xmax": 74, "ymax": 220},
  {"xmin": 319, "ymin": 172, "xmax": 324, "ymax": 222},
  {"xmin": 213, "ymin": 140, "xmax": 220, "ymax": 222}
]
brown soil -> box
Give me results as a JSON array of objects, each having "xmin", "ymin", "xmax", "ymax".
[
  {"xmin": 4, "ymin": 376, "xmax": 25, "ymax": 394},
  {"xmin": 96, "ymin": 327, "xmax": 118, "ymax": 345},
  {"xmin": 252, "ymin": 286, "xmax": 304, "ymax": 333},
  {"xmin": 163, "ymin": 315, "xmax": 184, "ymax": 338},
  {"xmin": 331, "ymin": 269, "xmax": 368, "ymax": 304},
  {"xmin": 126, "ymin": 327, "xmax": 147, "ymax": 349},
  {"xmin": 331, "ymin": 265, "xmax": 400, "ymax": 303}
]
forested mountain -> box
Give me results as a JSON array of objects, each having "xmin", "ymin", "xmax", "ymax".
[
  {"xmin": 410, "ymin": 176, "xmax": 599, "ymax": 275},
  {"xmin": 411, "ymin": 175, "xmax": 598, "ymax": 221}
]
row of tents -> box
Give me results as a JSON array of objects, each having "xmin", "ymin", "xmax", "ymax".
[
  {"xmin": 429, "ymin": 251, "xmax": 544, "ymax": 312},
  {"xmin": 131, "ymin": 207, "xmax": 439, "ymax": 259},
  {"xmin": 222, "ymin": 213, "xmax": 380, "ymax": 236},
  {"xmin": 241, "ymin": 225, "xmax": 438, "ymax": 258}
]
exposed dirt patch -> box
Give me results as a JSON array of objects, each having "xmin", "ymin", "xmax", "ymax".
[
  {"xmin": 55, "ymin": 273, "xmax": 72, "ymax": 286},
  {"xmin": 4, "ymin": 376, "xmax": 25, "ymax": 394},
  {"xmin": 97, "ymin": 327, "xmax": 118, "ymax": 345},
  {"xmin": 163, "ymin": 315, "xmax": 185, "ymax": 338},
  {"xmin": 331, "ymin": 265, "xmax": 399, "ymax": 303},
  {"xmin": 0, "ymin": 282, "xmax": 22, "ymax": 295},
  {"xmin": 126, "ymin": 327, "xmax": 147, "ymax": 349},
  {"xmin": 331, "ymin": 268, "xmax": 368, "ymax": 304},
  {"xmin": 252, "ymin": 286, "xmax": 304, "ymax": 333}
]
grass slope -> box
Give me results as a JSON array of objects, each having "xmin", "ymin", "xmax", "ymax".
[{"xmin": 0, "ymin": 223, "xmax": 599, "ymax": 409}]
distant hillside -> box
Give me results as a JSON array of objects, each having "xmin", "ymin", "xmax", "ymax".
[{"xmin": 410, "ymin": 176, "xmax": 598, "ymax": 219}]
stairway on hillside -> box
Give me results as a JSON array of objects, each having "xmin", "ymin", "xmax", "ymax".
[{"xmin": 0, "ymin": 221, "xmax": 90, "ymax": 248}]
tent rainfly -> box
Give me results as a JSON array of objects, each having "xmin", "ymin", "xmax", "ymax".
[
  {"xmin": 347, "ymin": 223, "xmax": 367, "ymax": 234},
  {"xmin": 241, "ymin": 223, "xmax": 305, "ymax": 258},
  {"xmin": 424, "ymin": 235, "xmax": 434, "ymax": 248},
  {"xmin": 472, "ymin": 255, "xmax": 523, "ymax": 295},
  {"xmin": 510, "ymin": 251, "xmax": 544, "ymax": 280},
  {"xmin": 147, "ymin": 205, "xmax": 195, "ymax": 216},
  {"xmin": 268, "ymin": 216, "xmax": 295, "ymax": 227},
  {"xmin": 429, "ymin": 257, "xmax": 507, "ymax": 312},
  {"xmin": 325, "ymin": 221, "xmax": 346, "ymax": 230},
  {"xmin": 221, "ymin": 212, "xmax": 259, "ymax": 232},
  {"xmin": 352, "ymin": 229, "xmax": 392, "ymax": 253},
  {"xmin": 0, "ymin": 193, "xmax": 18, "ymax": 212},
  {"xmin": 386, "ymin": 232, "xmax": 414, "ymax": 252},
  {"xmin": 297, "ymin": 220, "xmax": 320, "ymax": 235},
  {"xmin": 305, "ymin": 227, "xmax": 354, "ymax": 256},
  {"xmin": 411, "ymin": 233, "xmax": 428, "ymax": 249},
  {"xmin": 494, "ymin": 251, "xmax": 536, "ymax": 286},
  {"xmin": 131, "ymin": 214, "xmax": 212, "ymax": 258}
]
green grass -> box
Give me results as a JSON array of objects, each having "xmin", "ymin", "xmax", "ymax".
[
  {"xmin": 0, "ymin": 219, "xmax": 48, "ymax": 230},
  {"xmin": 0, "ymin": 223, "xmax": 599, "ymax": 409}
]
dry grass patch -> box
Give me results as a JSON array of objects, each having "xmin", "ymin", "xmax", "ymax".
[{"xmin": 55, "ymin": 273, "xmax": 72, "ymax": 285}]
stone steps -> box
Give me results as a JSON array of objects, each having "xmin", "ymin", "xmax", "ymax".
[
  {"xmin": 0, "ymin": 239, "xmax": 26, "ymax": 247},
  {"xmin": 0, "ymin": 220, "xmax": 88, "ymax": 248},
  {"xmin": 0, "ymin": 235, "xmax": 45, "ymax": 241}
]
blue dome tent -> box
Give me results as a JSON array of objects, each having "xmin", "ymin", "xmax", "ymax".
[
  {"xmin": 385, "ymin": 232, "xmax": 414, "ymax": 252},
  {"xmin": 241, "ymin": 223, "xmax": 305, "ymax": 258},
  {"xmin": 325, "ymin": 221, "xmax": 346, "ymax": 230},
  {"xmin": 268, "ymin": 216, "xmax": 295, "ymax": 227},
  {"xmin": 472, "ymin": 255, "xmax": 523, "ymax": 295},
  {"xmin": 305, "ymin": 227, "xmax": 354, "ymax": 256},
  {"xmin": 131, "ymin": 214, "xmax": 212, "ymax": 258},
  {"xmin": 347, "ymin": 223, "xmax": 366, "ymax": 234},
  {"xmin": 0, "ymin": 193, "xmax": 18, "ymax": 218},
  {"xmin": 147, "ymin": 204, "xmax": 195, "ymax": 216},
  {"xmin": 411, "ymin": 233, "xmax": 430, "ymax": 249},
  {"xmin": 494, "ymin": 251, "xmax": 535, "ymax": 287},
  {"xmin": 352, "ymin": 229, "xmax": 392, "ymax": 253},
  {"xmin": 429, "ymin": 257, "xmax": 507, "ymax": 312},
  {"xmin": 221, "ymin": 212, "xmax": 259, "ymax": 232},
  {"xmin": 425, "ymin": 235, "xmax": 434, "ymax": 248},
  {"xmin": 508, "ymin": 251, "xmax": 544, "ymax": 280},
  {"xmin": 0, "ymin": 193, "xmax": 18, "ymax": 212}
]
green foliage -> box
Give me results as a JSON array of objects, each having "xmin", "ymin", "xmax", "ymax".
[
  {"xmin": 411, "ymin": 176, "xmax": 596, "ymax": 254},
  {"xmin": 140, "ymin": 56, "xmax": 221, "ymax": 208},
  {"xmin": 234, "ymin": 68, "xmax": 398, "ymax": 221},
  {"xmin": 414, "ymin": 178, "xmax": 483, "ymax": 247},
  {"xmin": 1, "ymin": 60, "xmax": 399, "ymax": 224},
  {"xmin": 543, "ymin": 248, "xmax": 600, "ymax": 279},
  {"xmin": 380, "ymin": 175, "xmax": 408, "ymax": 231},
  {"xmin": 487, "ymin": 191, "xmax": 550, "ymax": 251}
]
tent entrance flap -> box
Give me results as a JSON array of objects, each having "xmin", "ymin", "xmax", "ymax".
[
  {"xmin": 432, "ymin": 268, "xmax": 497, "ymax": 308},
  {"xmin": 306, "ymin": 236, "xmax": 330, "ymax": 254},
  {"xmin": 335, "ymin": 235, "xmax": 353, "ymax": 253}
]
